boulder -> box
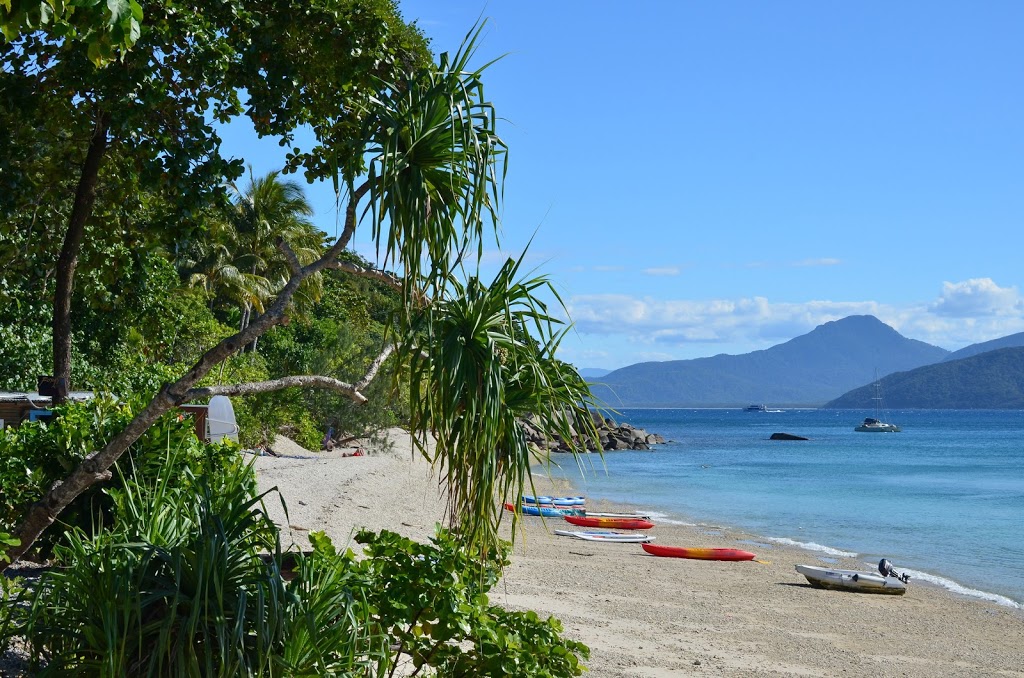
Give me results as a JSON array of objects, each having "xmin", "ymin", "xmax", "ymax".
[
  {"xmin": 516, "ymin": 409, "xmax": 666, "ymax": 452},
  {"xmin": 770, "ymin": 432, "xmax": 809, "ymax": 441}
]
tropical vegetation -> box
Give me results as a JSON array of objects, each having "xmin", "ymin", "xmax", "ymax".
[
  {"xmin": 0, "ymin": 0, "xmax": 599, "ymax": 673},
  {"xmin": 0, "ymin": 406, "xmax": 588, "ymax": 675}
]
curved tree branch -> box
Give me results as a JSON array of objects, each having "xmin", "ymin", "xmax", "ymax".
[
  {"xmin": 329, "ymin": 260, "xmax": 403, "ymax": 291},
  {"xmin": 1, "ymin": 189, "xmax": 387, "ymax": 570}
]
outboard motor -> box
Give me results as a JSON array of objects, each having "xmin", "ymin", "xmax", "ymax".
[{"xmin": 878, "ymin": 558, "xmax": 910, "ymax": 583}]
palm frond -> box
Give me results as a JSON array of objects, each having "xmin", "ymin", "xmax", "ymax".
[
  {"xmin": 402, "ymin": 250, "xmax": 601, "ymax": 557},
  {"xmin": 363, "ymin": 20, "xmax": 507, "ymax": 301}
]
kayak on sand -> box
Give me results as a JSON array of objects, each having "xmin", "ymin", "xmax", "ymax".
[
  {"xmin": 565, "ymin": 515, "xmax": 655, "ymax": 530},
  {"xmin": 584, "ymin": 511, "xmax": 653, "ymax": 520},
  {"xmin": 641, "ymin": 543, "xmax": 755, "ymax": 561},
  {"xmin": 504, "ymin": 502, "xmax": 585, "ymax": 517},
  {"xmin": 522, "ymin": 495, "xmax": 586, "ymax": 507}
]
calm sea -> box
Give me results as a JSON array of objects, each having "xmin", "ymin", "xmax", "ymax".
[{"xmin": 546, "ymin": 408, "xmax": 1024, "ymax": 608}]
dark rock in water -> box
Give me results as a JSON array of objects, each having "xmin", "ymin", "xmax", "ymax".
[{"xmin": 770, "ymin": 432, "xmax": 809, "ymax": 441}]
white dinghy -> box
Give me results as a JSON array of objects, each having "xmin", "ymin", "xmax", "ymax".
[{"xmin": 795, "ymin": 559, "xmax": 910, "ymax": 595}]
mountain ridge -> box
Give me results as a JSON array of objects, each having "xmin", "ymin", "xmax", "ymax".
[
  {"xmin": 824, "ymin": 347, "xmax": 1024, "ymax": 409},
  {"xmin": 587, "ymin": 315, "xmax": 950, "ymax": 407}
]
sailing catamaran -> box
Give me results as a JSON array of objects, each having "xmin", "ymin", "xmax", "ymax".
[{"xmin": 855, "ymin": 376, "xmax": 900, "ymax": 432}]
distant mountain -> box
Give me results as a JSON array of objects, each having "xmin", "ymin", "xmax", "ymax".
[
  {"xmin": 943, "ymin": 332, "xmax": 1024, "ymax": 362},
  {"xmin": 588, "ymin": 315, "xmax": 950, "ymax": 407},
  {"xmin": 824, "ymin": 347, "xmax": 1024, "ymax": 409},
  {"xmin": 576, "ymin": 367, "xmax": 611, "ymax": 379}
]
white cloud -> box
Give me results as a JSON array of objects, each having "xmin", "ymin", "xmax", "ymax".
[
  {"xmin": 642, "ymin": 266, "xmax": 681, "ymax": 277},
  {"xmin": 567, "ymin": 294, "xmax": 880, "ymax": 346},
  {"xmin": 930, "ymin": 278, "xmax": 1022, "ymax": 318},
  {"xmin": 565, "ymin": 279, "xmax": 1024, "ymax": 359},
  {"xmin": 792, "ymin": 257, "xmax": 842, "ymax": 267}
]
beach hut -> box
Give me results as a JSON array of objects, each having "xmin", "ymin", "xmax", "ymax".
[{"xmin": 0, "ymin": 391, "xmax": 94, "ymax": 429}]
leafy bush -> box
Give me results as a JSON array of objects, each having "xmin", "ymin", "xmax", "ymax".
[
  {"xmin": 1, "ymin": 397, "xmax": 588, "ymax": 676},
  {"xmin": 1, "ymin": 452, "xmax": 386, "ymax": 677},
  {"xmin": 2, "ymin": 475, "xmax": 589, "ymax": 676},
  {"xmin": 356, "ymin": 528, "xmax": 590, "ymax": 677},
  {"xmin": 0, "ymin": 396, "xmax": 237, "ymax": 557}
]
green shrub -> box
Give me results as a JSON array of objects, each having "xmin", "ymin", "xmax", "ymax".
[
  {"xmin": 1, "ymin": 414, "xmax": 588, "ymax": 676},
  {"xmin": 356, "ymin": 527, "xmax": 590, "ymax": 677},
  {"xmin": 0, "ymin": 395, "xmax": 237, "ymax": 558},
  {"xmin": 1, "ymin": 451, "xmax": 384, "ymax": 677}
]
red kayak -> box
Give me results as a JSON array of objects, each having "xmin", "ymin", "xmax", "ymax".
[
  {"xmin": 641, "ymin": 543, "xmax": 755, "ymax": 561},
  {"xmin": 565, "ymin": 515, "xmax": 654, "ymax": 530}
]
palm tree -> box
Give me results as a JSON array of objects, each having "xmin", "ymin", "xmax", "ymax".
[
  {"xmin": 227, "ymin": 170, "xmax": 326, "ymax": 340},
  {"xmin": 361, "ymin": 25, "xmax": 506, "ymax": 305},
  {"xmin": 176, "ymin": 171, "xmax": 326, "ymax": 343},
  {"xmin": 175, "ymin": 218, "xmax": 272, "ymax": 314}
]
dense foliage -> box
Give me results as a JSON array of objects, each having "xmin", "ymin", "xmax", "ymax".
[
  {"xmin": 0, "ymin": 173, "xmax": 408, "ymax": 449},
  {"xmin": 2, "ymin": 5, "xmax": 599, "ymax": 672},
  {"xmin": 0, "ymin": 430, "xmax": 588, "ymax": 676},
  {"xmin": 0, "ymin": 397, "xmax": 236, "ymax": 558}
]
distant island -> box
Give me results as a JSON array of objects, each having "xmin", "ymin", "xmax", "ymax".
[
  {"xmin": 824, "ymin": 347, "xmax": 1024, "ymax": 409},
  {"xmin": 585, "ymin": 315, "xmax": 1024, "ymax": 409}
]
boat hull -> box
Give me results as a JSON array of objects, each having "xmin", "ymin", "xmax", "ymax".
[
  {"xmin": 855, "ymin": 423, "xmax": 901, "ymax": 432},
  {"xmin": 565, "ymin": 515, "xmax": 654, "ymax": 530},
  {"xmin": 795, "ymin": 564, "xmax": 907, "ymax": 595},
  {"xmin": 641, "ymin": 543, "xmax": 755, "ymax": 561}
]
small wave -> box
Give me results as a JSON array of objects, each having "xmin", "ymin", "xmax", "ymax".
[
  {"xmin": 891, "ymin": 567, "xmax": 1022, "ymax": 609},
  {"xmin": 648, "ymin": 513, "xmax": 697, "ymax": 526},
  {"xmin": 765, "ymin": 536, "xmax": 857, "ymax": 558}
]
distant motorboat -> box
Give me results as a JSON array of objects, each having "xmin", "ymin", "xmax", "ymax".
[{"xmin": 744, "ymin": 404, "xmax": 767, "ymax": 412}]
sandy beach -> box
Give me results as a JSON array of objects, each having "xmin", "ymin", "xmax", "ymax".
[{"xmin": 256, "ymin": 430, "xmax": 1024, "ymax": 677}]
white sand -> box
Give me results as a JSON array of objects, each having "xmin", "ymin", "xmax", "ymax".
[{"xmin": 256, "ymin": 430, "xmax": 1024, "ymax": 677}]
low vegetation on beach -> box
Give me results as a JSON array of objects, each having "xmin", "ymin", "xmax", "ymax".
[{"xmin": 0, "ymin": 2, "xmax": 598, "ymax": 673}]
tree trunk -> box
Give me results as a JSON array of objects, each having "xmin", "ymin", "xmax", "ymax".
[
  {"xmin": 1, "ymin": 185, "xmax": 377, "ymax": 570},
  {"xmin": 52, "ymin": 111, "xmax": 111, "ymax": 405}
]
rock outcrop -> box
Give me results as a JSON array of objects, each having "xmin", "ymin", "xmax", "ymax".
[
  {"xmin": 519, "ymin": 411, "xmax": 665, "ymax": 453},
  {"xmin": 769, "ymin": 432, "xmax": 809, "ymax": 441}
]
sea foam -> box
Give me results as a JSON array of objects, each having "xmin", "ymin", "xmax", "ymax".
[
  {"xmin": 765, "ymin": 536, "xmax": 857, "ymax": 558},
  {"xmin": 888, "ymin": 566, "xmax": 1023, "ymax": 609}
]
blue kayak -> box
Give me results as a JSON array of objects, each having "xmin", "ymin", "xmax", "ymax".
[
  {"xmin": 505, "ymin": 503, "xmax": 586, "ymax": 517},
  {"xmin": 521, "ymin": 495, "xmax": 586, "ymax": 507}
]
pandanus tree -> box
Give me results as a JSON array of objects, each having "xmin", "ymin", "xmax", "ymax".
[
  {"xmin": 406, "ymin": 254, "xmax": 598, "ymax": 556},
  {"xmin": 1, "ymin": 14, "xmax": 602, "ymax": 569}
]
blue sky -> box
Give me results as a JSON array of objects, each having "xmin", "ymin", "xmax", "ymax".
[{"xmin": 222, "ymin": 1, "xmax": 1023, "ymax": 370}]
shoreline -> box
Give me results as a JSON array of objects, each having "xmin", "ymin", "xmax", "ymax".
[
  {"xmin": 547, "ymin": 407, "xmax": 1024, "ymax": 613},
  {"xmin": 526, "ymin": 465, "xmax": 1024, "ymax": 612},
  {"xmin": 591, "ymin": 502, "xmax": 1024, "ymax": 613},
  {"xmin": 255, "ymin": 431, "xmax": 1024, "ymax": 676}
]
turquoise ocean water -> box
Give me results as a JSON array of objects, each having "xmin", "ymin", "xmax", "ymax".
[{"xmin": 546, "ymin": 408, "xmax": 1024, "ymax": 608}]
